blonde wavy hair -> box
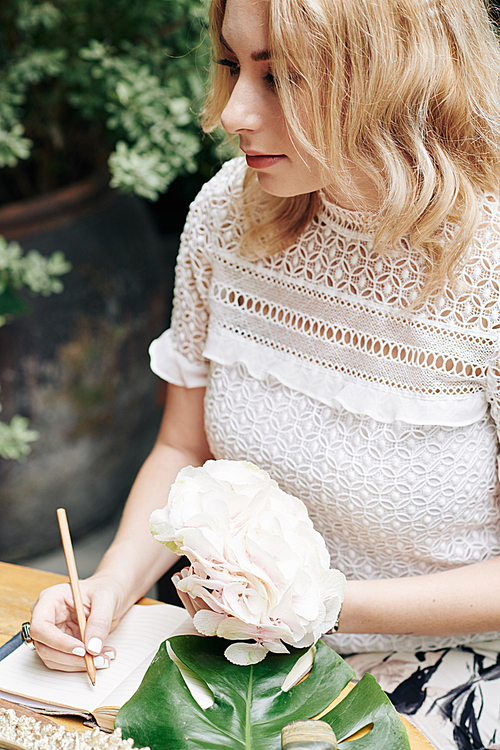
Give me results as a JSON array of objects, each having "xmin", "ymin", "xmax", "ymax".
[{"xmin": 203, "ymin": 0, "xmax": 500, "ymax": 295}]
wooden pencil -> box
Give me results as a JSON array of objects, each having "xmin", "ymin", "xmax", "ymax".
[{"xmin": 56, "ymin": 507, "xmax": 96, "ymax": 686}]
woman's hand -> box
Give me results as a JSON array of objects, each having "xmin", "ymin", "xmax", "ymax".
[
  {"xmin": 29, "ymin": 384, "xmax": 213, "ymax": 672},
  {"xmin": 29, "ymin": 574, "xmax": 125, "ymax": 672},
  {"xmin": 171, "ymin": 567, "xmax": 212, "ymax": 619}
]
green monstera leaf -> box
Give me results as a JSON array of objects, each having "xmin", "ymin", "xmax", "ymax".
[{"xmin": 116, "ymin": 635, "xmax": 410, "ymax": 750}]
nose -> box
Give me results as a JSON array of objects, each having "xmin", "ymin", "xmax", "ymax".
[{"xmin": 220, "ymin": 76, "xmax": 264, "ymax": 134}]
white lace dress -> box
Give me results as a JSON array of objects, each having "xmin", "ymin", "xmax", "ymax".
[{"xmin": 150, "ymin": 158, "xmax": 500, "ymax": 748}]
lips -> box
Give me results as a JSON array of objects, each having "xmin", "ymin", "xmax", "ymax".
[{"xmin": 244, "ymin": 153, "xmax": 286, "ymax": 169}]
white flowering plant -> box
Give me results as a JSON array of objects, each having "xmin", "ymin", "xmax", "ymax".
[
  {"xmin": 120, "ymin": 461, "xmax": 410, "ymax": 749},
  {"xmin": 150, "ymin": 460, "xmax": 345, "ymax": 666},
  {"xmin": 0, "ymin": 0, "xmax": 217, "ymax": 204},
  {"xmin": 0, "ymin": 235, "xmax": 71, "ymax": 459}
]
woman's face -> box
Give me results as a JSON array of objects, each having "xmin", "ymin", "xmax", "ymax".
[{"xmin": 219, "ymin": 0, "xmax": 327, "ymax": 197}]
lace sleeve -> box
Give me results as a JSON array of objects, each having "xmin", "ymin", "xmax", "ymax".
[
  {"xmin": 149, "ymin": 183, "xmax": 215, "ymax": 386},
  {"xmin": 149, "ymin": 159, "xmax": 245, "ymax": 386}
]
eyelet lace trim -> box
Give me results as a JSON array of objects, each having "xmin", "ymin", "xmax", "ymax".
[{"xmin": 155, "ymin": 157, "xmax": 500, "ymax": 428}]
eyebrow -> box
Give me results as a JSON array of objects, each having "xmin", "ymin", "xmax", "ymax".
[{"xmin": 219, "ymin": 32, "xmax": 270, "ymax": 61}]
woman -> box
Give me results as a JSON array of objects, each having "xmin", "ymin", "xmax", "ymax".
[{"xmin": 30, "ymin": 0, "xmax": 500, "ymax": 746}]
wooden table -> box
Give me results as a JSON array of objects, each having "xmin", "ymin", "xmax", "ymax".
[{"xmin": 0, "ymin": 561, "xmax": 434, "ymax": 748}]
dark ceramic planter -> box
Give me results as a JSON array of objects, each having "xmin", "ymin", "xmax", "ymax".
[{"xmin": 0, "ymin": 176, "xmax": 176, "ymax": 560}]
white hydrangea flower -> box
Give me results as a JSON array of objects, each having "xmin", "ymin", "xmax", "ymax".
[{"xmin": 150, "ymin": 460, "xmax": 345, "ymax": 666}]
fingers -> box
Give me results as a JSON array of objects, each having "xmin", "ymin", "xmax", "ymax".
[
  {"xmin": 84, "ymin": 610, "xmax": 115, "ymax": 656},
  {"xmin": 173, "ymin": 580, "xmax": 198, "ymax": 618},
  {"xmin": 34, "ymin": 642, "xmax": 113, "ymax": 672},
  {"xmin": 30, "ymin": 580, "xmax": 119, "ymax": 671},
  {"xmin": 30, "ymin": 583, "xmax": 88, "ymax": 659},
  {"xmin": 172, "ymin": 568, "xmax": 211, "ymax": 618}
]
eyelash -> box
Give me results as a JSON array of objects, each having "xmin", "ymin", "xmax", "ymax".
[{"xmin": 216, "ymin": 58, "xmax": 276, "ymax": 90}]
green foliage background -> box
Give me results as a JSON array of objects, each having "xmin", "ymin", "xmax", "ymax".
[
  {"xmin": 0, "ymin": 0, "xmax": 221, "ymax": 458},
  {"xmin": 0, "ymin": 237, "xmax": 70, "ymax": 459},
  {"xmin": 0, "ymin": 0, "xmax": 214, "ymax": 203}
]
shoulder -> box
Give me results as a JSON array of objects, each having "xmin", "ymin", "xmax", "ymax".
[
  {"xmin": 476, "ymin": 193, "xmax": 500, "ymax": 243},
  {"xmin": 177, "ymin": 157, "xmax": 246, "ymax": 262},
  {"xmin": 186, "ymin": 157, "xmax": 247, "ymax": 225},
  {"xmin": 467, "ymin": 193, "xmax": 500, "ymax": 272},
  {"xmin": 452, "ymin": 193, "xmax": 500, "ymax": 331}
]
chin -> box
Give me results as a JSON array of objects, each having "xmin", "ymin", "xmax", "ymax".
[{"xmin": 256, "ymin": 172, "xmax": 314, "ymax": 198}]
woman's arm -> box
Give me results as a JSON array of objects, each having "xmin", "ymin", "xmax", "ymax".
[
  {"xmin": 93, "ymin": 383, "xmax": 213, "ymax": 604},
  {"xmin": 30, "ymin": 383, "xmax": 213, "ymax": 671},
  {"xmin": 339, "ymin": 555, "xmax": 500, "ymax": 635}
]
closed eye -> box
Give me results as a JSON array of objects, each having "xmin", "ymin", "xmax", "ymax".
[
  {"xmin": 264, "ymin": 72, "xmax": 276, "ymax": 90},
  {"xmin": 216, "ymin": 58, "xmax": 240, "ymax": 76},
  {"xmin": 216, "ymin": 59, "xmax": 276, "ymax": 90}
]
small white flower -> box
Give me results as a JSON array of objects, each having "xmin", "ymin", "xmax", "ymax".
[{"xmin": 150, "ymin": 460, "xmax": 345, "ymax": 665}]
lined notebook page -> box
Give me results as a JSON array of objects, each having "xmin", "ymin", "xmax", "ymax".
[
  {"xmin": 0, "ymin": 604, "xmax": 192, "ymax": 713},
  {"xmin": 102, "ymin": 614, "xmax": 199, "ymax": 710}
]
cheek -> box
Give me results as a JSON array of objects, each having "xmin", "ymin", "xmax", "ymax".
[
  {"xmin": 289, "ymin": 139, "xmax": 325, "ymax": 185},
  {"xmin": 277, "ymin": 95, "xmax": 321, "ymax": 172}
]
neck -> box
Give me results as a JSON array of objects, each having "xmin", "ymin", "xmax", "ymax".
[{"xmin": 324, "ymin": 167, "xmax": 380, "ymax": 212}]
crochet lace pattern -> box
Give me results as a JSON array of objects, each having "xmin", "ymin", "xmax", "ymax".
[{"xmin": 150, "ymin": 158, "xmax": 500, "ymax": 653}]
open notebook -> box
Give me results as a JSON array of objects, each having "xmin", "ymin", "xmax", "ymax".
[{"xmin": 0, "ymin": 603, "xmax": 208, "ymax": 731}]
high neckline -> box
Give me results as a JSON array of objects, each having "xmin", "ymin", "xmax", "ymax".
[{"xmin": 318, "ymin": 192, "xmax": 375, "ymax": 236}]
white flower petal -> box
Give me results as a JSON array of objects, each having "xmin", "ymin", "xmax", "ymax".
[
  {"xmin": 261, "ymin": 640, "xmax": 290, "ymax": 654},
  {"xmin": 281, "ymin": 645, "xmax": 316, "ymax": 692},
  {"xmin": 224, "ymin": 642, "xmax": 269, "ymax": 666},
  {"xmin": 216, "ymin": 616, "xmax": 261, "ymax": 641},
  {"xmin": 150, "ymin": 459, "xmax": 346, "ymax": 663},
  {"xmin": 222, "ymin": 582, "xmax": 265, "ymax": 624},
  {"xmin": 292, "ymin": 632, "xmax": 315, "ymax": 649},
  {"xmin": 322, "ymin": 568, "xmax": 347, "ymax": 598},
  {"xmin": 193, "ymin": 610, "xmax": 227, "ymax": 636}
]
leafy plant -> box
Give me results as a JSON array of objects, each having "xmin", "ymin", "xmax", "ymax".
[
  {"xmin": 0, "ymin": 0, "xmax": 212, "ymax": 205},
  {"xmin": 0, "ymin": 235, "xmax": 71, "ymax": 459},
  {"xmin": 116, "ymin": 635, "xmax": 411, "ymax": 750},
  {"xmin": 0, "ymin": 0, "xmax": 216, "ymax": 460}
]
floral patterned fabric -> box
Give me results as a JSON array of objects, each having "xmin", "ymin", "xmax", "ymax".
[{"xmin": 345, "ymin": 642, "xmax": 500, "ymax": 750}]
